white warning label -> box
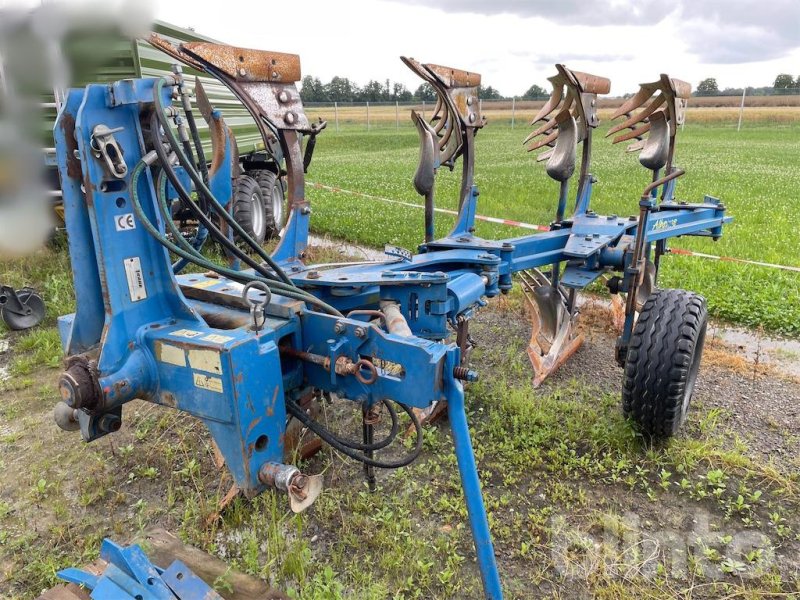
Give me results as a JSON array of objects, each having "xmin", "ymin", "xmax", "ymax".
[
  {"xmin": 123, "ymin": 257, "xmax": 147, "ymax": 302},
  {"xmin": 193, "ymin": 373, "xmax": 223, "ymax": 393}
]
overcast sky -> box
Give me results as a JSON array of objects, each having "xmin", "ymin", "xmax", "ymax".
[{"xmin": 8, "ymin": 0, "xmax": 800, "ymax": 95}]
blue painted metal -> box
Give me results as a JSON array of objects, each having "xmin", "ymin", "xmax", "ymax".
[
  {"xmin": 57, "ymin": 538, "xmax": 226, "ymax": 599},
  {"xmin": 445, "ymin": 351, "xmax": 502, "ymax": 600}
]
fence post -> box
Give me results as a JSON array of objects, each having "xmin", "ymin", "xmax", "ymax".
[
  {"xmin": 396, "ymin": 100, "xmax": 399, "ymax": 130},
  {"xmin": 422, "ymin": 100, "xmax": 425, "ymax": 120},
  {"xmin": 511, "ymin": 97, "xmax": 516, "ymax": 129},
  {"xmin": 334, "ymin": 101, "xmax": 339, "ymax": 133},
  {"xmin": 366, "ymin": 101, "xmax": 370, "ymax": 131},
  {"xmin": 737, "ymin": 88, "xmax": 746, "ymax": 132}
]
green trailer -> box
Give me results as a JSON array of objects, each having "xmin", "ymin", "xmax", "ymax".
[{"xmin": 34, "ymin": 20, "xmax": 287, "ymax": 242}]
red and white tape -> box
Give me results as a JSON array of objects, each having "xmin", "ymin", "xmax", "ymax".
[
  {"xmin": 309, "ymin": 181, "xmax": 800, "ymax": 274},
  {"xmin": 668, "ymin": 249, "xmax": 800, "ymax": 273}
]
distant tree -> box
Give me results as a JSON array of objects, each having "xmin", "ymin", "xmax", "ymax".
[
  {"xmin": 478, "ymin": 84, "xmax": 503, "ymax": 100},
  {"xmin": 774, "ymin": 73, "xmax": 795, "ymax": 90},
  {"xmin": 695, "ymin": 78, "xmax": 719, "ymax": 96},
  {"xmin": 521, "ymin": 84, "xmax": 548, "ymax": 100},
  {"xmin": 300, "ymin": 75, "xmax": 326, "ymax": 102},
  {"xmin": 392, "ymin": 82, "xmax": 412, "ymax": 102},
  {"xmin": 358, "ymin": 79, "xmax": 385, "ymax": 102},
  {"xmin": 413, "ymin": 83, "xmax": 436, "ymax": 101},
  {"xmin": 325, "ymin": 76, "xmax": 359, "ymax": 102},
  {"xmin": 720, "ymin": 87, "xmax": 744, "ymax": 96}
]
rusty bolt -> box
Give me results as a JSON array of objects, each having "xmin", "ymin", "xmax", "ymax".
[
  {"xmin": 307, "ymin": 270, "xmax": 320, "ymax": 279},
  {"xmin": 285, "ymin": 112, "xmax": 296, "ymax": 125},
  {"xmin": 354, "ymin": 326, "xmax": 367, "ymax": 338},
  {"xmin": 272, "ymin": 71, "xmax": 279, "ymax": 79},
  {"xmin": 238, "ymin": 67, "xmax": 247, "ymax": 77},
  {"xmin": 334, "ymin": 321, "xmax": 346, "ymax": 334},
  {"xmin": 278, "ymin": 90, "xmax": 290, "ymax": 103},
  {"xmin": 453, "ymin": 366, "xmax": 479, "ymax": 382}
]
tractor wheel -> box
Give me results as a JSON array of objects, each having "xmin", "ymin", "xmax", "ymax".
[
  {"xmin": 621, "ymin": 288, "xmax": 708, "ymax": 439},
  {"xmin": 249, "ymin": 169, "xmax": 286, "ymax": 240},
  {"xmin": 232, "ymin": 174, "xmax": 268, "ymax": 245}
]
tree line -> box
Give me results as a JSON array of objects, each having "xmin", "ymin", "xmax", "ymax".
[
  {"xmin": 299, "ymin": 75, "xmax": 550, "ymax": 103},
  {"xmin": 695, "ymin": 74, "xmax": 800, "ymax": 97}
]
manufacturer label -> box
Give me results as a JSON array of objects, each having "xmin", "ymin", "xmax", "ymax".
[
  {"xmin": 115, "ymin": 213, "xmax": 136, "ymax": 231},
  {"xmin": 384, "ymin": 244, "xmax": 412, "ymax": 262},
  {"xmin": 651, "ymin": 217, "xmax": 678, "ymax": 232},
  {"xmin": 170, "ymin": 329, "xmax": 203, "ymax": 339},
  {"xmin": 123, "ymin": 257, "xmax": 147, "ymax": 302},
  {"xmin": 193, "ymin": 373, "xmax": 223, "ymax": 393}
]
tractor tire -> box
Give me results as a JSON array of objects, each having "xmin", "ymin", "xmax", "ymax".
[
  {"xmin": 249, "ymin": 169, "xmax": 286, "ymax": 240},
  {"xmin": 621, "ymin": 288, "xmax": 708, "ymax": 440},
  {"xmin": 232, "ymin": 174, "xmax": 268, "ymax": 245}
]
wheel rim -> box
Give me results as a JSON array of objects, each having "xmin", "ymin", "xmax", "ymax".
[
  {"xmin": 250, "ymin": 192, "xmax": 265, "ymax": 239},
  {"xmin": 272, "ymin": 184, "xmax": 284, "ymax": 228}
]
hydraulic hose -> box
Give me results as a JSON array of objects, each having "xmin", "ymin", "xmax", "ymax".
[
  {"xmin": 152, "ymin": 78, "xmax": 294, "ymax": 287},
  {"xmin": 130, "ymin": 157, "xmax": 342, "ymax": 316},
  {"xmin": 286, "ymin": 396, "xmax": 423, "ymax": 469},
  {"xmin": 149, "ymin": 114, "xmax": 283, "ymax": 282}
]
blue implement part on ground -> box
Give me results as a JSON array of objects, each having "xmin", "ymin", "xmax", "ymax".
[{"xmin": 57, "ymin": 539, "xmax": 220, "ymax": 599}]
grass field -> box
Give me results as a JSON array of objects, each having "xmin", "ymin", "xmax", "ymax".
[{"xmin": 301, "ymin": 117, "xmax": 800, "ymax": 336}]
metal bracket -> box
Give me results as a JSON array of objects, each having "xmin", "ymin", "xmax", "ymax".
[{"xmin": 90, "ymin": 124, "xmax": 128, "ymax": 178}]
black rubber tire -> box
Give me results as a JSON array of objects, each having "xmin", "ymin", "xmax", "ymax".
[
  {"xmin": 249, "ymin": 169, "xmax": 286, "ymax": 239},
  {"xmin": 232, "ymin": 174, "xmax": 267, "ymax": 245},
  {"xmin": 622, "ymin": 288, "xmax": 708, "ymax": 439}
]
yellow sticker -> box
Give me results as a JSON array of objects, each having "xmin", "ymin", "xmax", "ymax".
[
  {"xmin": 193, "ymin": 373, "xmax": 223, "ymax": 393},
  {"xmin": 202, "ymin": 334, "xmax": 234, "ymax": 344},
  {"xmin": 155, "ymin": 341, "xmax": 186, "ymax": 367},
  {"xmin": 171, "ymin": 329, "xmax": 203, "ymax": 339},
  {"xmin": 189, "ymin": 279, "xmax": 219, "ymax": 289},
  {"xmin": 188, "ymin": 348, "xmax": 222, "ymax": 374}
]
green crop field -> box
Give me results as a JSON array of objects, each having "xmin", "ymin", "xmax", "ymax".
[{"xmin": 305, "ymin": 119, "xmax": 800, "ymax": 337}]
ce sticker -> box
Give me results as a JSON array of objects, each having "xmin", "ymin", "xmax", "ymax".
[{"xmin": 115, "ymin": 213, "xmax": 136, "ymax": 231}]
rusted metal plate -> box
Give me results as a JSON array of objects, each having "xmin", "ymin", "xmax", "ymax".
[
  {"xmin": 182, "ymin": 42, "xmax": 301, "ymax": 83},
  {"xmin": 670, "ymin": 77, "xmax": 692, "ymax": 99},
  {"xmin": 570, "ymin": 70, "xmax": 611, "ymax": 95},
  {"xmin": 424, "ymin": 63, "xmax": 481, "ymax": 88}
]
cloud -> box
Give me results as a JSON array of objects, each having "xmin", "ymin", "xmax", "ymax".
[
  {"xmin": 398, "ymin": 0, "xmax": 665, "ymax": 26},
  {"xmin": 397, "ymin": 0, "xmax": 800, "ymax": 64},
  {"xmin": 676, "ymin": 0, "xmax": 800, "ymax": 63}
]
